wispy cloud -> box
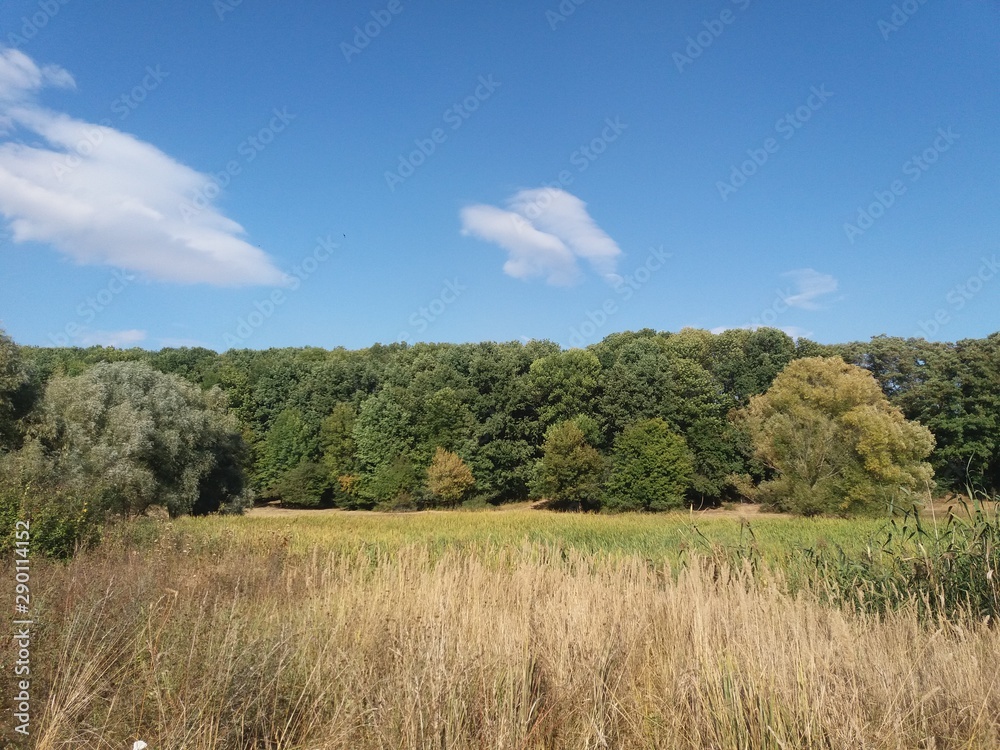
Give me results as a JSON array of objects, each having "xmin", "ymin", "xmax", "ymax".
[
  {"xmin": 0, "ymin": 47, "xmax": 287, "ymax": 286},
  {"xmin": 460, "ymin": 188, "xmax": 622, "ymax": 286},
  {"xmin": 781, "ymin": 268, "xmax": 838, "ymax": 310},
  {"xmin": 709, "ymin": 269, "xmax": 837, "ymax": 340}
]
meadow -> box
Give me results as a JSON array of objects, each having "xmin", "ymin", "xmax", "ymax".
[{"xmin": 5, "ymin": 507, "xmax": 1000, "ymax": 749}]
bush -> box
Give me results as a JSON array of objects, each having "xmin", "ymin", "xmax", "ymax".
[
  {"xmin": 0, "ymin": 447, "xmax": 101, "ymax": 558},
  {"xmin": 530, "ymin": 420, "xmax": 605, "ymax": 511},
  {"xmin": 426, "ymin": 447, "xmax": 476, "ymax": 507},
  {"xmin": 272, "ymin": 461, "xmax": 333, "ymax": 508},
  {"xmin": 0, "ymin": 362, "xmax": 250, "ymax": 557},
  {"xmin": 604, "ymin": 419, "xmax": 693, "ymax": 512}
]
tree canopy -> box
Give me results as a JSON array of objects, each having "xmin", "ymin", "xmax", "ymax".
[
  {"xmin": 2, "ymin": 325, "xmax": 998, "ymax": 549},
  {"xmin": 741, "ymin": 357, "xmax": 935, "ymax": 515}
]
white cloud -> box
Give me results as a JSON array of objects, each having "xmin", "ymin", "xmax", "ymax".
[
  {"xmin": 461, "ymin": 187, "xmax": 622, "ymax": 286},
  {"xmin": 0, "ymin": 48, "xmax": 74, "ymax": 103},
  {"xmin": 0, "ymin": 47, "xmax": 288, "ymax": 286},
  {"xmin": 781, "ymin": 268, "xmax": 838, "ymax": 310}
]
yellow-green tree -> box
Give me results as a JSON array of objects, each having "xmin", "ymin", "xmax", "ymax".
[
  {"xmin": 530, "ymin": 420, "xmax": 605, "ymax": 511},
  {"xmin": 426, "ymin": 447, "xmax": 476, "ymax": 506},
  {"xmin": 741, "ymin": 357, "xmax": 934, "ymax": 515}
]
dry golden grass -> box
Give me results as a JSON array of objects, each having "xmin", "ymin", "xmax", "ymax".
[{"xmin": 5, "ymin": 517, "xmax": 1000, "ymax": 749}]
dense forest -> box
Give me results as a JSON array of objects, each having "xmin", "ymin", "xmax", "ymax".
[{"xmin": 2, "ymin": 326, "xmax": 999, "ymax": 552}]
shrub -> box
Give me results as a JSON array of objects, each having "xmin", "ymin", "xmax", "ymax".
[
  {"xmin": 530, "ymin": 420, "xmax": 605, "ymax": 511},
  {"xmin": 604, "ymin": 418, "xmax": 693, "ymax": 512},
  {"xmin": 273, "ymin": 461, "xmax": 333, "ymax": 508},
  {"xmin": 426, "ymin": 447, "xmax": 476, "ymax": 507}
]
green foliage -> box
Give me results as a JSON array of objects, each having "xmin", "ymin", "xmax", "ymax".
[
  {"xmin": 365, "ymin": 454, "xmax": 420, "ymax": 507},
  {"xmin": 684, "ymin": 417, "xmax": 746, "ymax": 505},
  {"xmin": 319, "ymin": 402, "xmax": 358, "ymax": 479},
  {"xmin": 836, "ymin": 335, "xmax": 1000, "ymax": 494},
  {"xmin": 597, "ymin": 339, "xmax": 676, "ymax": 438},
  {"xmin": 3, "ymin": 362, "xmax": 249, "ymax": 541},
  {"xmin": 407, "ymin": 385, "xmax": 477, "ymax": 469},
  {"xmin": 471, "ymin": 438, "xmax": 535, "ymax": 504},
  {"xmin": 804, "ymin": 492, "xmax": 1000, "ymax": 621},
  {"xmin": 705, "ymin": 328, "xmax": 797, "ymax": 405},
  {"xmin": 527, "ymin": 349, "xmax": 601, "ymax": 429},
  {"xmin": 0, "ymin": 328, "xmax": 31, "ymax": 451},
  {"xmin": 742, "ymin": 357, "xmax": 935, "ymax": 515},
  {"xmin": 531, "ymin": 420, "xmax": 605, "ymax": 511},
  {"xmin": 426, "ymin": 447, "xmax": 476, "ymax": 506},
  {"xmin": 257, "ymin": 408, "xmax": 316, "ymax": 490},
  {"xmin": 0, "ymin": 443, "xmax": 101, "ymax": 558},
  {"xmin": 273, "ymin": 461, "xmax": 332, "ymax": 508},
  {"xmin": 604, "ymin": 419, "xmax": 693, "ymax": 512},
  {"xmin": 10, "ymin": 327, "xmax": 1000, "ymax": 519},
  {"xmin": 353, "ymin": 388, "xmax": 414, "ymax": 474}
]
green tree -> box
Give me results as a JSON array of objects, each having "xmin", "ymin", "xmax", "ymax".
[
  {"xmin": 366, "ymin": 453, "xmax": 420, "ymax": 507},
  {"xmin": 604, "ymin": 419, "xmax": 693, "ymax": 512},
  {"xmin": 257, "ymin": 408, "xmax": 315, "ymax": 490},
  {"xmin": 530, "ymin": 420, "xmax": 605, "ymax": 511},
  {"xmin": 527, "ymin": 349, "xmax": 602, "ymax": 429},
  {"xmin": 273, "ymin": 460, "xmax": 332, "ymax": 508},
  {"xmin": 466, "ymin": 341, "xmax": 546, "ymax": 502},
  {"xmin": 685, "ymin": 416, "xmax": 746, "ymax": 506},
  {"xmin": 741, "ymin": 357, "xmax": 935, "ymax": 515},
  {"xmin": 319, "ymin": 401, "xmax": 358, "ymax": 470},
  {"xmin": 1, "ymin": 362, "xmax": 248, "ymax": 556},
  {"xmin": 414, "ymin": 387, "xmax": 476, "ymax": 463},
  {"xmin": 706, "ymin": 328, "xmax": 797, "ymax": 405},
  {"xmin": 471, "ymin": 438, "xmax": 536, "ymax": 504},
  {"xmin": 0, "ymin": 329, "xmax": 31, "ymax": 451},
  {"xmin": 426, "ymin": 447, "xmax": 476, "ymax": 506}
]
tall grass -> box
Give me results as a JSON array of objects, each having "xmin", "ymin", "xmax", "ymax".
[
  {"xmin": 4, "ymin": 515, "xmax": 1000, "ymax": 749},
  {"xmin": 805, "ymin": 492, "xmax": 1000, "ymax": 622}
]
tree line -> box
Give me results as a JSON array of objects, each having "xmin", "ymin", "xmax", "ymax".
[{"xmin": 1, "ymin": 326, "xmax": 998, "ymax": 553}]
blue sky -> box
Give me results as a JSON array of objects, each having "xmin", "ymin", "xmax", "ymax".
[{"xmin": 0, "ymin": 0, "xmax": 997, "ymax": 351}]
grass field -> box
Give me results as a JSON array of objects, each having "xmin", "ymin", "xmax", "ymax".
[
  {"xmin": 210, "ymin": 505, "xmax": 890, "ymax": 561},
  {"xmin": 5, "ymin": 507, "xmax": 1000, "ymax": 749}
]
